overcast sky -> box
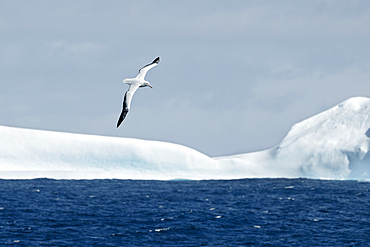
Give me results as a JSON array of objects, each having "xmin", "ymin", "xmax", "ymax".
[{"xmin": 1, "ymin": 1, "xmax": 370, "ymax": 156}]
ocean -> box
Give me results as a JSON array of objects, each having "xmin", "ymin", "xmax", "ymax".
[{"xmin": 0, "ymin": 178, "xmax": 369, "ymax": 246}]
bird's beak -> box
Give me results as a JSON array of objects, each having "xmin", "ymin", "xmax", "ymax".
[{"xmin": 149, "ymin": 85, "xmax": 153, "ymax": 89}]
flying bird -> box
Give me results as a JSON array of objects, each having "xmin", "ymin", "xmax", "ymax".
[{"xmin": 116, "ymin": 57, "xmax": 160, "ymax": 128}]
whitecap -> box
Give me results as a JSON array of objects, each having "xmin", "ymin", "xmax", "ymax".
[{"xmin": 154, "ymin": 227, "xmax": 170, "ymax": 232}]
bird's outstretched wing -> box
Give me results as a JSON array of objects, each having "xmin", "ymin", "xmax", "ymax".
[
  {"xmin": 135, "ymin": 57, "xmax": 160, "ymax": 80},
  {"xmin": 116, "ymin": 84, "xmax": 140, "ymax": 128},
  {"xmin": 116, "ymin": 93, "xmax": 129, "ymax": 128}
]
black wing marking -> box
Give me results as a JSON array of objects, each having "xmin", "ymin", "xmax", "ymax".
[
  {"xmin": 116, "ymin": 92, "xmax": 129, "ymax": 128},
  {"xmin": 139, "ymin": 57, "xmax": 160, "ymax": 72},
  {"xmin": 136, "ymin": 57, "xmax": 160, "ymax": 80}
]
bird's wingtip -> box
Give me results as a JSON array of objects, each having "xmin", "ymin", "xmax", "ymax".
[{"xmin": 116, "ymin": 117, "xmax": 124, "ymax": 128}]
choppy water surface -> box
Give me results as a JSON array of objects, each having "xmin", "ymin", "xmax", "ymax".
[{"xmin": 0, "ymin": 178, "xmax": 369, "ymax": 246}]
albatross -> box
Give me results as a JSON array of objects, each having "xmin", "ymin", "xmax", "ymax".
[{"xmin": 116, "ymin": 57, "xmax": 160, "ymax": 128}]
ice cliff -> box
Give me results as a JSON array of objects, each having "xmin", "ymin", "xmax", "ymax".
[{"xmin": 1, "ymin": 97, "xmax": 370, "ymax": 180}]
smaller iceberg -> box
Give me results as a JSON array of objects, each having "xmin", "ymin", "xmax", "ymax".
[{"xmin": 1, "ymin": 97, "xmax": 370, "ymax": 180}]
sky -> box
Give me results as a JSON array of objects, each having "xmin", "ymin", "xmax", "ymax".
[{"xmin": 1, "ymin": 0, "xmax": 370, "ymax": 157}]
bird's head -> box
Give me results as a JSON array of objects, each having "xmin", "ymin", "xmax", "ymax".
[{"xmin": 144, "ymin": 81, "xmax": 153, "ymax": 89}]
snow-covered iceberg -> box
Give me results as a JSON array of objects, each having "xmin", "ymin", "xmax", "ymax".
[{"xmin": 1, "ymin": 97, "xmax": 370, "ymax": 180}]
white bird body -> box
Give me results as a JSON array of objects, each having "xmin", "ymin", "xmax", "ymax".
[{"xmin": 117, "ymin": 57, "xmax": 160, "ymax": 128}]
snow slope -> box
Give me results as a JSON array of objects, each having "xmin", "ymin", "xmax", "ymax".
[
  {"xmin": 217, "ymin": 97, "xmax": 370, "ymax": 179},
  {"xmin": 1, "ymin": 97, "xmax": 370, "ymax": 180}
]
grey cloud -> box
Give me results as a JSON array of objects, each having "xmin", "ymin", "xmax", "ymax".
[{"xmin": 1, "ymin": 1, "xmax": 370, "ymax": 156}]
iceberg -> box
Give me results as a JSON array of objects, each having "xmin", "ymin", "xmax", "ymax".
[{"xmin": 1, "ymin": 97, "xmax": 370, "ymax": 180}]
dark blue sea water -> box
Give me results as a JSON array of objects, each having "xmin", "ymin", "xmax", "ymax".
[{"xmin": 0, "ymin": 178, "xmax": 369, "ymax": 246}]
